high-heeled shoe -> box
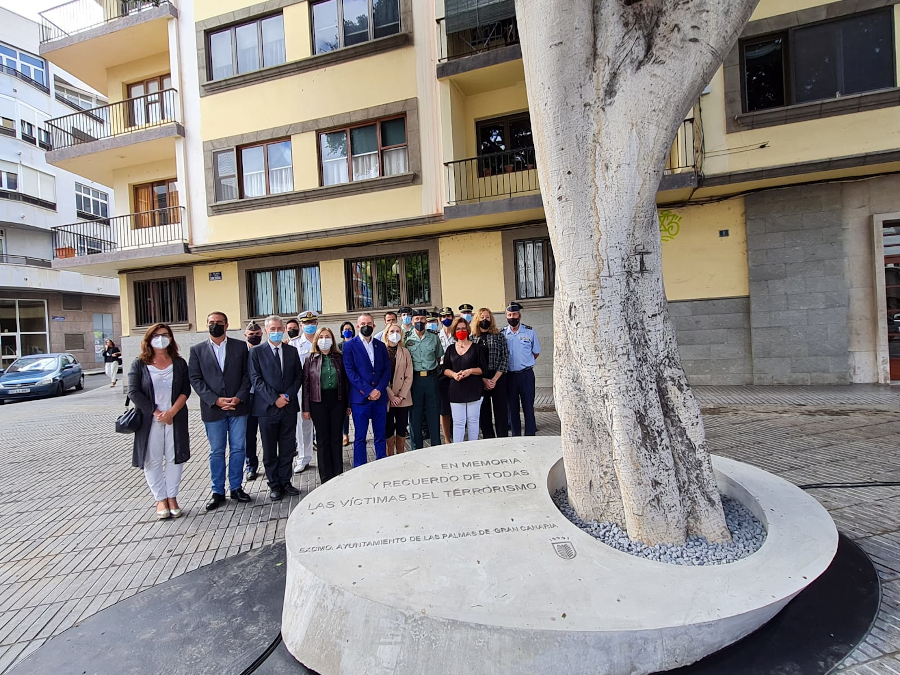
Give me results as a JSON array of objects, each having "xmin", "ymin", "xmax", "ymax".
[
  {"xmin": 156, "ymin": 508, "xmax": 171, "ymax": 519},
  {"xmin": 170, "ymin": 508, "xmax": 183, "ymax": 518}
]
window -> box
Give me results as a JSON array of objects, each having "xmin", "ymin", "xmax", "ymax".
[
  {"xmin": 56, "ymin": 84, "xmax": 97, "ymax": 111},
  {"xmin": 515, "ymin": 237, "xmax": 555, "ymax": 299},
  {"xmin": 0, "ymin": 171, "xmax": 16, "ymax": 191},
  {"xmin": 127, "ymin": 75, "xmax": 174, "ymax": 126},
  {"xmin": 133, "ymin": 180, "xmax": 180, "ymax": 227},
  {"xmin": 62, "ymin": 294, "xmax": 83, "ymax": 311},
  {"xmin": 75, "ymin": 184, "xmax": 109, "ymax": 219},
  {"xmin": 64, "ymin": 333, "xmax": 85, "ymax": 351},
  {"xmin": 37, "ymin": 128, "xmax": 51, "ymax": 150},
  {"xmin": 345, "ymin": 252, "xmax": 429, "ymax": 310},
  {"xmin": 476, "ymin": 112, "xmax": 534, "ymax": 175},
  {"xmin": 18, "ymin": 166, "xmax": 55, "ymax": 204},
  {"xmin": 208, "ymin": 14, "xmax": 286, "ymax": 81},
  {"xmin": 0, "ymin": 42, "xmax": 46, "ymax": 87},
  {"xmin": 320, "ymin": 116, "xmax": 408, "ymax": 186},
  {"xmin": 134, "ymin": 278, "xmax": 188, "ymax": 326},
  {"xmin": 311, "ymin": 0, "xmax": 401, "ymax": 54},
  {"xmin": 742, "ymin": 8, "xmax": 896, "ymax": 112},
  {"xmin": 0, "ymin": 117, "xmax": 13, "ymax": 137},
  {"xmin": 20, "ymin": 120, "xmax": 35, "ymax": 144},
  {"xmin": 214, "ymin": 150, "xmax": 238, "ymax": 201},
  {"xmin": 247, "ymin": 265, "xmax": 322, "ymax": 317}
]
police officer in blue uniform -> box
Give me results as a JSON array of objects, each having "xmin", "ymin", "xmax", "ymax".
[{"xmin": 503, "ymin": 301, "xmax": 541, "ymax": 436}]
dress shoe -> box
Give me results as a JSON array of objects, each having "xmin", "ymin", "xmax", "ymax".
[
  {"xmin": 283, "ymin": 484, "xmax": 300, "ymax": 497},
  {"xmin": 170, "ymin": 508, "xmax": 183, "ymax": 518},
  {"xmin": 156, "ymin": 508, "xmax": 171, "ymax": 520},
  {"xmin": 269, "ymin": 489, "xmax": 283, "ymax": 501},
  {"xmin": 293, "ymin": 462, "xmax": 308, "ymax": 474},
  {"xmin": 205, "ymin": 493, "xmax": 226, "ymax": 511},
  {"xmin": 230, "ymin": 488, "xmax": 252, "ymax": 503},
  {"xmin": 246, "ymin": 469, "xmax": 258, "ymax": 481}
]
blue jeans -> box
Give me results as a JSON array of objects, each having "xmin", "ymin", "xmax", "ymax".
[
  {"xmin": 205, "ymin": 413, "xmax": 248, "ymax": 494},
  {"xmin": 351, "ymin": 398, "xmax": 387, "ymax": 467}
]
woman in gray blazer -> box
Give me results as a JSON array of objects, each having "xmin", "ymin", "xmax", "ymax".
[{"xmin": 128, "ymin": 323, "xmax": 191, "ymax": 519}]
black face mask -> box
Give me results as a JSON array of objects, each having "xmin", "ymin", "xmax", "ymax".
[
  {"xmin": 209, "ymin": 324, "xmax": 226, "ymax": 338},
  {"xmin": 247, "ymin": 335, "xmax": 262, "ymax": 346},
  {"xmin": 479, "ymin": 319, "xmax": 491, "ymax": 330},
  {"xmin": 413, "ymin": 321, "xmax": 426, "ymax": 332},
  {"xmin": 287, "ymin": 328, "xmax": 300, "ymax": 339},
  {"xmin": 359, "ymin": 325, "xmax": 374, "ymax": 337},
  {"xmin": 507, "ymin": 317, "xmax": 520, "ymax": 328}
]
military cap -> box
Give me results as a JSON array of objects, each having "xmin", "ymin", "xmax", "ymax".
[
  {"xmin": 298, "ymin": 310, "xmax": 319, "ymax": 322},
  {"xmin": 399, "ymin": 306, "xmax": 413, "ymax": 315},
  {"xmin": 458, "ymin": 303, "xmax": 474, "ymax": 312},
  {"xmin": 411, "ymin": 308, "xmax": 428, "ymax": 318},
  {"xmin": 439, "ymin": 306, "xmax": 454, "ymax": 317},
  {"xmin": 426, "ymin": 311, "xmax": 440, "ymax": 321},
  {"xmin": 506, "ymin": 301, "xmax": 523, "ymax": 313}
]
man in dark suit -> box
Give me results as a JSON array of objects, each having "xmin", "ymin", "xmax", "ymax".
[
  {"xmin": 243, "ymin": 322, "xmax": 264, "ymax": 481},
  {"xmin": 342, "ymin": 312, "xmax": 391, "ymax": 467},
  {"xmin": 248, "ymin": 315, "xmax": 303, "ymax": 501},
  {"xmin": 189, "ymin": 311, "xmax": 253, "ymax": 511}
]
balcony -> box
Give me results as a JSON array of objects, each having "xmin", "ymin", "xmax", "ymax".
[
  {"xmin": 51, "ymin": 206, "xmax": 191, "ymax": 274},
  {"xmin": 39, "ymin": 0, "xmax": 177, "ymax": 94},
  {"xmin": 0, "ymin": 255, "xmax": 52, "ymax": 268},
  {"xmin": 443, "ymin": 117, "xmax": 700, "ymax": 219},
  {"xmin": 44, "ymin": 89, "xmax": 183, "ymax": 185}
]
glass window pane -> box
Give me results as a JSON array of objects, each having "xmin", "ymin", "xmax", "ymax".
[
  {"xmin": 262, "ymin": 15, "xmax": 286, "ymax": 67},
  {"xmin": 18, "ymin": 300, "xmax": 47, "ymax": 333},
  {"xmin": 373, "ymin": 0, "xmax": 400, "ymax": 38},
  {"xmin": 509, "ymin": 118, "xmax": 533, "ymax": 150},
  {"xmin": 252, "ymin": 271, "xmax": 274, "ymax": 316},
  {"xmin": 377, "ymin": 257, "xmax": 400, "ymax": 308},
  {"xmin": 404, "ymin": 253, "xmax": 430, "ymax": 306},
  {"xmin": 349, "ymin": 260, "xmax": 373, "ymax": 309},
  {"xmin": 321, "ymin": 131, "xmax": 349, "ymax": 185},
  {"xmin": 382, "ymin": 147, "xmax": 408, "ymax": 175},
  {"xmin": 267, "ymin": 141, "xmax": 294, "ymax": 194},
  {"xmin": 236, "ymin": 23, "xmax": 261, "ymax": 74},
  {"xmin": 276, "ymin": 268, "xmax": 298, "ymax": 315},
  {"xmin": 380, "ymin": 117, "xmax": 406, "ymax": 146},
  {"xmin": 20, "ymin": 333, "xmax": 48, "ymax": 357},
  {"xmin": 215, "ymin": 151, "xmax": 238, "ymax": 201},
  {"xmin": 313, "ymin": 0, "xmax": 339, "ymax": 54},
  {"xmin": 841, "ymin": 11, "xmax": 894, "ymax": 96},
  {"xmin": 350, "ymin": 124, "xmax": 379, "ymax": 180},
  {"xmin": 743, "ymin": 37, "xmax": 786, "ymax": 111},
  {"xmin": 209, "ymin": 30, "xmax": 234, "ymax": 80},
  {"xmin": 792, "ymin": 23, "xmax": 839, "ymax": 104},
  {"xmin": 19, "ymin": 53, "xmax": 43, "ymax": 68},
  {"xmin": 479, "ymin": 123, "xmax": 506, "ymax": 155},
  {"xmin": 0, "ymin": 45, "xmax": 14, "ymax": 58},
  {"xmin": 241, "ymin": 146, "xmax": 266, "ymax": 197},
  {"xmin": 301, "ymin": 266, "xmax": 322, "ymax": 312},
  {"xmin": 342, "ymin": 0, "xmax": 369, "ymax": 47}
]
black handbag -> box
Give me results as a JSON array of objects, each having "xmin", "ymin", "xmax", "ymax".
[{"xmin": 116, "ymin": 397, "xmax": 143, "ymax": 434}]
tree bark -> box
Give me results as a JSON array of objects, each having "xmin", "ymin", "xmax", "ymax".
[{"xmin": 514, "ymin": 0, "xmax": 759, "ymax": 545}]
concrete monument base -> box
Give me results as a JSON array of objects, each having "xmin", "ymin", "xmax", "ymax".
[{"xmin": 282, "ymin": 437, "xmax": 838, "ymax": 675}]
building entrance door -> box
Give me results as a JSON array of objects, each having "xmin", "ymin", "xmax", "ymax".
[{"xmin": 93, "ymin": 313, "xmax": 114, "ymax": 364}]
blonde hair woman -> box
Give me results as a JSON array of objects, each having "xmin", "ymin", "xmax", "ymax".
[
  {"xmin": 471, "ymin": 308, "xmax": 510, "ymax": 438},
  {"xmin": 383, "ymin": 323, "xmax": 413, "ymax": 455},
  {"xmin": 301, "ymin": 327, "xmax": 350, "ymax": 483}
]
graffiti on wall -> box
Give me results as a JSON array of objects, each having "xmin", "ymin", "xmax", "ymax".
[{"xmin": 659, "ymin": 210, "xmax": 682, "ymax": 242}]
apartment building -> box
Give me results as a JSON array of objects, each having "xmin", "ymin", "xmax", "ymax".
[
  {"xmin": 37, "ymin": 0, "xmax": 900, "ymax": 385},
  {"xmin": 0, "ymin": 7, "xmax": 119, "ymax": 370}
]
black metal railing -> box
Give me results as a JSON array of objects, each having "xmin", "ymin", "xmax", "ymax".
[
  {"xmin": 0, "ymin": 255, "xmax": 52, "ymax": 268},
  {"xmin": 445, "ymin": 146, "xmax": 538, "ymax": 204},
  {"xmin": 0, "ymin": 189, "xmax": 56, "ymax": 212},
  {"xmin": 436, "ymin": 16, "xmax": 520, "ymax": 62},
  {"xmin": 46, "ymin": 89, "xmax": 179, "ymax": 151},
  {"xmin": 52, "ymin": 206, "xmax": 186, "ymax": 258},
  {"xmin": 0, "ymin": 64, "xmax": 50, "ymax": 94},
  {"xmin": 40, "ymin": 0, "xmax": 171, "ymax": 44}
]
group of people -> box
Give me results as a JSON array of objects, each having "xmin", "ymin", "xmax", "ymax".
[{"xmin": 125, "ymin": 302, "xmax": 541, "ymax": 519}]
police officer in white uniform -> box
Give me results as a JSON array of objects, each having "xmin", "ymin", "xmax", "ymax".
[
  {"xmin": 289, "ymin": 310, "xmax": 318, "ymax": 472},
  {"xmin": 503, "ymin": 301, "xmax": 541, "ymax": 436}
]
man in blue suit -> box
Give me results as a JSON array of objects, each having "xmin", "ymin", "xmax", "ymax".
[
  {"xmin": 342, "ymin": 312, "xmax": 391, "ymax": 466},
  {"xmin": 248, "ymin": 315, "xmax": 303, "ymax": 501}
]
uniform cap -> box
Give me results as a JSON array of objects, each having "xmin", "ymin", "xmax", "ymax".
[
  {"xmin": 506, "ymin": 301, "xmax": 523, "ymax": 313},
  {"xmin": 411, "ymin": 308, "xmax": 427, "ymax": 318},
  {"xmin": 458, "ymin": 303, "xmax": 474, "ymax": 312},
  {"xmin": 399, "ymin": 306, "xmax": 413, "ymax": 315},
  {"xmin": 245, "ymin": 322, "xmax": 261, "ymax": 331},
  {"xmin": 426, "ymin": 311, "xmax": 440, "ymax": 321},
  {"xmin": 439, "ymin": 306, "xmax": 454, "ymax": 316},
  {"xmin": 298, "ymin": 310, "xmax": 319, "ymax": 322}
]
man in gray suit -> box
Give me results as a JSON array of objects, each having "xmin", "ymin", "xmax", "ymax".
[{"xmin": 189, "ymin": 311, "xmax": 253, "ymax": 511}]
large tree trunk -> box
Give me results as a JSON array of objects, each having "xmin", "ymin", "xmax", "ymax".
[{"xmin": 515, "ymin": 0, "xmax": 760, "ymax": 545}]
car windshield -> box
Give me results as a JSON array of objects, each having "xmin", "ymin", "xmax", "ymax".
[{"xmin": 6, "ymin": 357, "xmax": 59, "ymax": 373}]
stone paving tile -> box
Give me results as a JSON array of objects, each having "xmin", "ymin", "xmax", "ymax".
[{"xmin": 0, "ymin": 384, "xmax": 899, "ymax": 672}]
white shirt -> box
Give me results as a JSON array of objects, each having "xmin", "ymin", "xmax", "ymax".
[
  {"xmin": 289, "ymin": 335, "xmax": 314, "ymax": 366},
  {"xmin": 361, "ymin": 335, "xmax": 375, "ymax": 366},
  {"xmin": 209, "ymin": 337, "xmax": 227, "ymax": 371},
  {"xmin": 268, "ymin": 340, "xmax": 283, "ymax": 370}
]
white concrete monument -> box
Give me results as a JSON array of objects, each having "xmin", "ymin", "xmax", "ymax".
[{"xmin": 283, "ymin": 437, "xmax": 837, "ymax": 675}]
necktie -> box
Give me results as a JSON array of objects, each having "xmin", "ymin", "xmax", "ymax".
[{"xmin": 274, "ymin": 347, "xmax": 282, "ymax": 377}]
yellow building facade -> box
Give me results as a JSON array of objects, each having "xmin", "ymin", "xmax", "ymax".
[{"xmin": 38, "ymin": 0, "xmax": 900, "ymax": 386}]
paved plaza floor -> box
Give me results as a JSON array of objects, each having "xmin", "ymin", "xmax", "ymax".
[{"xmin": 0, "ymin": 382, "xmax": 899, "ymax": 673}]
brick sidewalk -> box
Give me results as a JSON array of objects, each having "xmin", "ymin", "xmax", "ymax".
[{"xmin": 0, "ymin": 385, "xmax": 898, "ymax": 672}]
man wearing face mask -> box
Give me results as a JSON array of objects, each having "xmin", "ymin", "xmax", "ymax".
[
  {"xmin": 459, "ymin": 304, "xmax": 475, "ymax": 324},
  {"xmin": 244, "ymin": 322, "xmax": 263, "ymax": 481},
  {"xmin": 342, "ymin": 313, "xmax": 391, "ymax": 466},
  {"xmin": 503, "ymin": 301, "xmax": 541, "ymax": 436},
  {"xmin": 374, "ymin": 311, "xmax": 397, "ymax": 343},
  {"xmin": 285, "ymin": 319, "xmax": 301, "ymax": 342},
  {"xmin": 248, "ymin": 315, "xmax": 303, "ymax": 501},
  {"xmin": 398, "ymin": 306, "xmax": 414, "ymax": 335},
  {"xmin": 289, "ymin": 311, "xmax": 319, "ymax": 474},
  {"xmin": 188, "ymin": 312, "xmax": 253, "ymax": 511},
  {"xmin": 406, "ymin": 308, "xmax": 444, "ymax": 450},
  {"xmin": 426, "ymin": 311, "xmax": 440, "ymax": 334}
]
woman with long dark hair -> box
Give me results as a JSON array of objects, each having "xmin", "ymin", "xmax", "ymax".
[
  {"xmin": 102, "ymin": 339, "xmax": 121, "ymax": 387},
  {"xmin": 127, "ymin": 323, "xmax": 191, "ymax": 519}
]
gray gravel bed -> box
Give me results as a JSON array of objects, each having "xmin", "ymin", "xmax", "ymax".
[{"xmin": 553, "ymin": 489, "xmax": 767, "ymax": 566}]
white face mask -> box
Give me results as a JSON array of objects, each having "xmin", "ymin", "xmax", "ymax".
[
  {"xmin": 387, "ymin": 332, "xmax": 402, "ymax": 344},
  {"xmin": 151, "ymin": 335, "xmax": 170, "ymax": 350},
  {"xmin": 317, "ymin": 337, "xmax": 333, "ymax": 351}
]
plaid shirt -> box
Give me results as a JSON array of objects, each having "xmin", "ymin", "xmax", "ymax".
[{"xmin": 472, "ymin": 332, "xmax": 509, "ymax": 374}]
